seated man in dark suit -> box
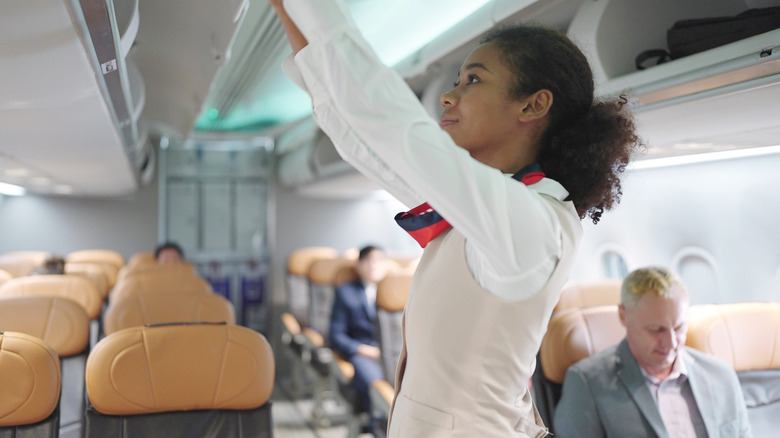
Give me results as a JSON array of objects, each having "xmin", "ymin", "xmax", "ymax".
[
  {"xmin": 330, "ymin": 245, "xmax": 388, "ymax": 414},
  {"xmin": 554, "ymin": 266, "xmax": 751, "ymax": 437}
]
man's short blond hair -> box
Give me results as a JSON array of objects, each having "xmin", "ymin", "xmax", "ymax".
[{"xmin": 621, "ymin": 267, "xmax": 686, "ymax": 309}]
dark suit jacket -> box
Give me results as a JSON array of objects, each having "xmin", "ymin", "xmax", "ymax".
[
  {"xmin": 329, "ymin": 279, "xmax": 377, "ymax": 358},
  {"xmin": 554, "ymin": 339, "xmax": 752, "ymax": 438}
]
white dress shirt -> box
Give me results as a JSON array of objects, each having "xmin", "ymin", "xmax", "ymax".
[
  {"xmin": 642, "ymin": 354, "xmax": 709, "ymax": 438},
  {"xmin": 282, "ymin": 0, "xmax": 575, "ymax": 302}
]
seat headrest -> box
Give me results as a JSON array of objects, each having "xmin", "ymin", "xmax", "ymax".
[
  {"xmin": 66, "ymin": 249, "xmax": 125, "ymax": 270},
  {"xmin": 0, "ymin": 296, "xmax": 90, "ymax": 357},
  {"xmin": 377, "ymin": 273, "xmax": 413, "ymax": 312},
  {"xmin": 287, "ymin": 247, "xmax": 339, "ymax": 276},
  {"xmin": 308, "ymin": 258, "xmax": 355, "ymax": 285},
  {"xmin": 0, "ymin": 269, "xmax": 12, "ymax": 285},
  {"xmin": 103, "ymin": 290, "xmax": 236, "ymax": 335},
  {"xmin": 0, "ymin": 275, "xmax": 102, "ymax": 319},
  {"xmin": 540, "ymin": 305, "xmax": 625, "ymax": 383},
  {"xmin": 86, "ymin": 323, "xmax": 274, "ymax": 415},
  {"xmin": 686, "ymin": 302, "xmax": 780, "ymax": 371},
  {"xmin": 65, "ymin": 262, "xmax": 110, "ymax": 299},
  {"xmin": 111, "ymin": 265, "xmax": 211, "ymax": 302},
  {"xmin": 0, "ymin": 331, "xmax": 61, "ymax": 426},
  {"xmin": 554, "ymin": 279, "xmax": 623, "ymax": 314}
]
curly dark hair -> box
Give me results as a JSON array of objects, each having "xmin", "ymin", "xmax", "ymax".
[{"xmin": 482, "ymin": 25, "xmax": 644, "ymax": 223}]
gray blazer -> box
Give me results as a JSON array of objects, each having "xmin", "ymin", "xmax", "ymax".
[{"xmin": 553, "ymin": 339, "xmax": 752, "ymax": 438}]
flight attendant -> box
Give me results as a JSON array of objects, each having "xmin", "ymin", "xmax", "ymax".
[{"xmin": 270, "ymin": 0, "xmax": 643, "ymax": 436}]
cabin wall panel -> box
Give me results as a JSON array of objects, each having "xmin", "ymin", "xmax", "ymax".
[
  {"xmin": 570, "ymin": 153, "xmax": 780, "ymax": 304},
  {"xmin": 271, "ymin": 188, "xmax": 421, "ymax": 306},
  {"xmin": 0, "ymin": 179, "xmax": 158, "ymax": 261}
]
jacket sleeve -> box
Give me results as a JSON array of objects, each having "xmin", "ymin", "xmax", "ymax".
[
  {"xmin": 554, "ymin": 367, "xmax": 607, "ymax": 438},
  {"xmin": 329, "ymin": 285, "xmax": 360, "ymax": 357}
]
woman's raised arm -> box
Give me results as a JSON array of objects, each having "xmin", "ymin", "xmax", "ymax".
[{"xmin": 269, "ymin": 0, "xmax": 308, "ymax": 54}]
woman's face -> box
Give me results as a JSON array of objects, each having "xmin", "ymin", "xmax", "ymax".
[{"xmin": 439, "ymin": 42, "xmax": 527, "ymax": 169}]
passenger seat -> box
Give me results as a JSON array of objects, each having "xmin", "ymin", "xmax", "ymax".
[
  {"xmin": 686, "ymin": 302, "xmax": 780, "ymax": 438},
  {"xmin": 369, "ymin": 269, "xmax": 414, "ymax": 438},
  {"xmin": 103, "ymin": 288, "xmax": 235, "ymax": 335},
  {"xmin": 537, "ymin": 305, "xmax": 625, "ymax": 435},
  {"xmin": 84, "ymin": 323, "xmax": 274, "ymax": 438},
  {"xmin": 534, "ymin": 279, "xmax": 623, "ymax": 429},
  {"xmin": 0, "ymin": 331, "xmax": 61, "ymax": 438},
  {"xmin": 0, "ymin": 295, "xmax": 90, "ymax": 438}
]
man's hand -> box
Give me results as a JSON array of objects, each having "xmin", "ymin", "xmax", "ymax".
[{"xmin": 356, "ymin": 344, "xmax": 381, "ymax": 360}]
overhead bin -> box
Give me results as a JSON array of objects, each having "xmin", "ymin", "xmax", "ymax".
[
  {"xmin": 567, "ymin": 0, "xmax": 780, "ymax": 107},
  {"xmin": 566, "ymin": 0, "xmax": 780, "ymax": 154}
]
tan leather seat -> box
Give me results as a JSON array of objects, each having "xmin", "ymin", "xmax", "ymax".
[
  {"xmin": 369, "ymin": 271, "xmax": 413, "ymax": 435},
  {"xmin": 686, "ymin": 302, "xmax": 780, "ymax": 370},
  {"xmin": 0, "ymin": 295, "xmax": 91, "ymax": 437},
  {"xmin": 0, "ymin": 269, "xmax": 12, "ymax": 286},
  {"xmin": 0, "ymin": 295, "xmax": 89, "ymax": 357},
  {"xmin": 85, "ymin": 323, "xmax": 274, "ymax": 437},
  {"xmin": 0, "ymin": 252, "xmax": 46, "ymax": 277},
  {"xmin": 286, "ymin": 246, "xmax": 339, "ymax": 327},
  {"xmin": 126, "ymin": 251, "xmax": 155, "ymax": 268},
  {"xmin": 66, "ymin": 250, "xmax": 124, "ymax": 271},
  {"xmin": 686, "ymin": 302, "xmax": 780, "ymax": 437},
  {"xmin": 553, "ymin": 278, "xmax": 623, "ymax": 314},
  {"xmin": 0, "ymin": 251, "xmax": 51, "ymax": 267},
  {"xmin": 535, "ymin": 305, "xmax": 625, "ymax": 435},
  {"xmin": 66, "ymin": 250, "xmax": 124, "ymax": 289},
  {"xmin": 0, "ymin": 275, "xmax": 103, "ymax": 320},
  {"xmin": 103, "ymin": 289, "xmax": 236, "ymax": 335},
  {"xmin": 65, "ymin": 262, "xmax": 110, "ymax": 300},
  {"xmin": 307, "ymin": 257, "xmax": 357, "ymax": 342},
  {"xmin": 540, "ymin": 305, "xmax": 625, "ymax": 384},
  {"xmin": 0, "ymin": 331, "xmax": 61, "ymax": 433},
  {"xmin": 280, "ymin": 247, "xmax": 339, "ymax": 398},
  {"xmin": 111, "ymin": 263, "xmax": 211, "ymax": 302}
]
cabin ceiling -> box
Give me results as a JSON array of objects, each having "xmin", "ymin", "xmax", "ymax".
[{"xmin": 2, "ymin": 0, "xmax": 779, "ymax": 199}]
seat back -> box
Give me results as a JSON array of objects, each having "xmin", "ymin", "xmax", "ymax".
[
  {"xmin": 307, "ymin": 258, "xmax": 357, "ymax": 342},
  {"xmin": 0, "ymin": 331, "xmax": 61, "ymax": 438},
  {"xmin": 66, "ymin": 250, "xmax": 124, "ymax": 289},
  {"xmin": 0, "ymin": 295, "xmax": 91, "ymax": 438},
  {"xmin": 540, "ymin": 305, "xmax": 625, "ymax": 384},
  {"xmin": 686, "ymin": 302, "xmax": 780, "ymax": 437},
  {"xmin": 375, "ymin": 271, "xmax": 412, "ymax": 383},
  {"xmin": 286, "ymin": 247, "xmax": 338, "ymax": 326},
  {"xmin": 553, "ymin": 279, "xmax": 623, "ymax": 313},
  {"xmin": 535, "ymin": 305, "xmax": 625, "ymax": 434},
  {"xmin": 0, "ymin": 251, "xmax": 49, "ymax": 277},
  {"xmin": 103, "ymin": 289, "xmax": 236, "ymax": 335},
  {"xmin": 0, "ymin": 295, "xmax": 89, "ymax": 357},
  {"xmin": 85, "ymin": 323, "xmax": 274, "ymax": 438},
  {"xmin": 65, "ymin": 262, "xmax": 110, "ymax": 300},
  {"xmin": 0, "ymin": 269, "xmax": 13, "ymax": 287},
  {"xmin": 0, "ymin": 275, "xmax": 103, "ymax": 320},
  {"xmin": 111, "ymin": 263, "xmax": 211, "ymax": 302}
]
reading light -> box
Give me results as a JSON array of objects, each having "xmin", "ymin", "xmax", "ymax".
[
  {"xmin": 630, "ymin": 145, "xmax": 780, "ymax": 170},
  {"xmin": 0, "ymin": 182, "xmax": 26, "ymax": 196}
]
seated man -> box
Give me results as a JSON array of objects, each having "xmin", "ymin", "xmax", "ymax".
[
  {"xmin": 155, "ymin": 241, "xmax": 184, "ymax": 264},
  {"xmin": 32, "ymin": 256, "xmax": 66, "ymax": 275},
  {"xmin": 330, "ymin": 245, "xmax": 388, "ymax": 415},
  {"xmin": 554, "ymin": 267, "xmax": 751, "ymax": 437}
]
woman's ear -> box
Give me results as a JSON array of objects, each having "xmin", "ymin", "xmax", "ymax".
[{"xmin": 519, "ymin": 89, "xmax": 553, "ymax": 121}]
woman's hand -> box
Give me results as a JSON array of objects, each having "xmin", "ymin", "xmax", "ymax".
[{"xmin": 268, "ymin": 0, "xmax": 308, "ymax": 53}]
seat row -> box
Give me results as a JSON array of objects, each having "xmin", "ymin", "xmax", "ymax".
[
  {"xmin": 0, "ymin": 248, "xmax": 273, "ymax": 438},
  {"xmin": 534, "ymin": 279, "xmax": 780, "ymax": 437},
  {"xmin": 280, "ymin": 246, "xmax": 416, "ymax": 437},
  {"xmin": 0, "ymin": 323, "xmax": 274, "ymax": 438}
]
